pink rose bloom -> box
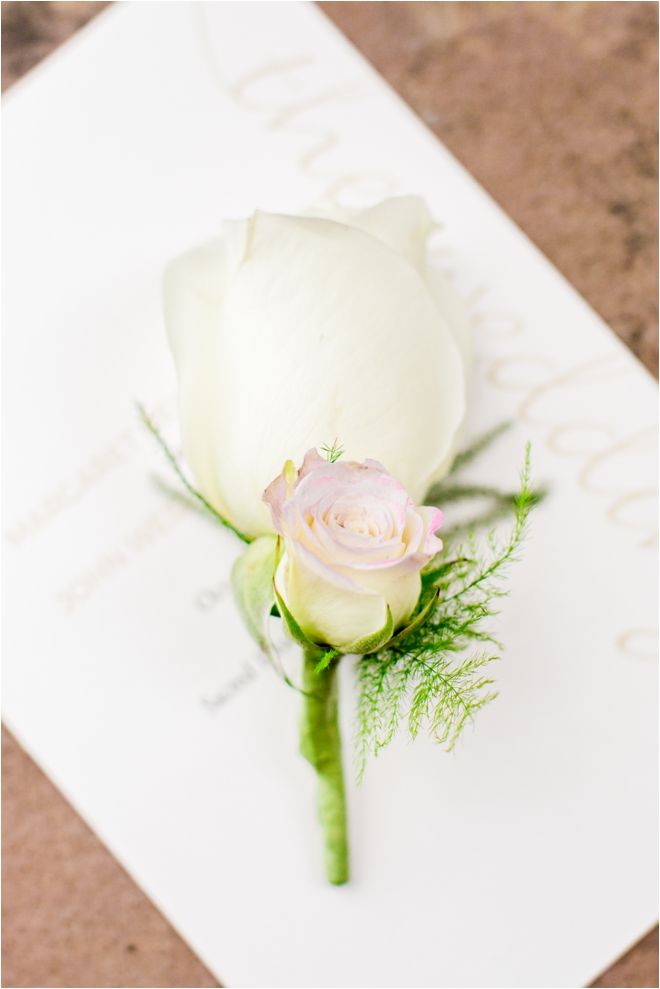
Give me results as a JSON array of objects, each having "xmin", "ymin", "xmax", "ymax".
[{"xmin": 263, "ymin": 450, "xmax": 443, "ymax": 651}]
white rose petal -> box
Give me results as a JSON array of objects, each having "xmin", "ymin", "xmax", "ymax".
[{"xmin": 164, "ymin": 196, "xmax": 470, "ymax": 537}]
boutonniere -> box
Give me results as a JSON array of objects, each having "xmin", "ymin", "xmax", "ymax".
[{"xmin": 143, "ymin": 196, "xmax": 536, "ymax": 884}]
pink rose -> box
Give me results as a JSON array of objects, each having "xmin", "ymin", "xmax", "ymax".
[{"xmin": 263, "ymin": 450, "xmax": 443, "ymax": 651}]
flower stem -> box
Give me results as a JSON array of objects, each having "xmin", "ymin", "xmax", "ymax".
[{"xmin": 299, "ymin": 648, "xmax": 349, "ymax": 885}]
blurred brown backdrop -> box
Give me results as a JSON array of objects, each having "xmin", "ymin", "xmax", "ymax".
[{"xmin": 2, "ymin": 2, "xmax": 658, "ymax": 987}]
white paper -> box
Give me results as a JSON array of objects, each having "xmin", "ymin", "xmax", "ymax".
[{"xmin": 3, "ymin": 3, "xmax": 657, "ymax": 987}]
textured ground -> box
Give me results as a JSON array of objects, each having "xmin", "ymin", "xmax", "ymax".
[{"xmin": 2, "ymin": 3, "xmax": 658, "ymax": 987}]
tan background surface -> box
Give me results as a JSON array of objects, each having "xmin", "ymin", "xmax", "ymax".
[{"xmin": 2, "ymin": 3, "xmax": 658, "ymax": 987}]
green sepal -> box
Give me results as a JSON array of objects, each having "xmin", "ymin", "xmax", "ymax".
[
  {"xmin": 274, "ymin": 583, "xmax": 391, "ymax": 673},
  {"xmin": 386, "ymin": 590, "xmax": 438, "ymax": 649},
  {"xmin": 314, "ymin": 605, "xmax": 396, "ymax": 672},
  {"xmin": 337, "ymin": 605, "xmax": 394, "ymax": 657},
  {"xmin": 271, "ymin": 547, "xmax": 338, "ymax": 676},
  {"xmin": 231, "ymin": 535, "xmax": 279, "ymax": 657},
  {"xmin": 273, "ymin": 583, "xmax": 321, "ymax": 653}
]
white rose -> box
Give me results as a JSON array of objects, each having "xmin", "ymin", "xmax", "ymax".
[
  {"xmin": 263, "ymin": 449, "xmax": 443, "ymax": 650},
  {"xmin": 164, "ymin": 196, "xmax": 471, "ymax": 538}
]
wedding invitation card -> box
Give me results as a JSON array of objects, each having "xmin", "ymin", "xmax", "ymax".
[{"xmin": 4, "ymin": 3, "xmax": 657, "ymax": 987}]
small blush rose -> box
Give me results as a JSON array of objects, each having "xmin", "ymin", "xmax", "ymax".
[{"xmin": 263, "ymin": 449, "xmax": 443, "ymax": 651}]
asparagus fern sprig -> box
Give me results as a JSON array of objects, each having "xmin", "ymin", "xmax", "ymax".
[
  {"xmin": 321, "ymin": 439, "xmax": 345, "ymax": 463},
  {"xmin": 136, "ymin": 402, "xmax": 252, "ymax": 544},
  {"xmin": 354, "ymin": 444, "xmax": 534, "ymax": 779}
]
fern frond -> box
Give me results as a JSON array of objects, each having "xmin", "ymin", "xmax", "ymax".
[
  {"xmin": 136, "ymin": 402, "xmax": 252, "ymax": 544},
  {"xmin": 355, "ymin": 445, "xmax": 534, "ymax": 779}
]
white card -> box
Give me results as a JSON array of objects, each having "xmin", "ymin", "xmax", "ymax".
[{"xmin": 4, "ymin": 3, "xmax": 657, "ymax": 987}]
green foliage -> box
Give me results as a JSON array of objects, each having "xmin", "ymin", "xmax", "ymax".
[
  {"xmin": 354, "ymin": 444, "xmax": 535, "ymax": 779},
  {"xmin": 447, "ymin": 420, "xmax": 513, "ymax": 477},
  {"xmin": 425, "ymin": 421, "xmax": 547, "ymax": 542},
  {"xmin": 321, "ymin": 439, "xmax": 345, "ymax": 463},
  {"xmin": 428, "ymin": 479, "xmax": 547, "ymax": 543},
  {"xmin": 136, "ymin": 402, "xmax": 253, "ymax": 544}
]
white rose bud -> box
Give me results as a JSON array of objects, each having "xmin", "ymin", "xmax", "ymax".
[
  {"xmin": 164, "ymin": 196, "xmax": 471, "ymax": 538},
  {"xmin": 263, "ymin": 449, "xmax": 443, "ymax": 651}
]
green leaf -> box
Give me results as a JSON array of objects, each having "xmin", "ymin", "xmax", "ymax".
[{"xmin": 231, "ymin": 536, "xmax": 279, "ymax": 658}]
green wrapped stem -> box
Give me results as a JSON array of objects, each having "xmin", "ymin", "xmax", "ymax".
[{"xmin": 299, "ymin": 649, "xmax": 349, "ymax": 885}]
